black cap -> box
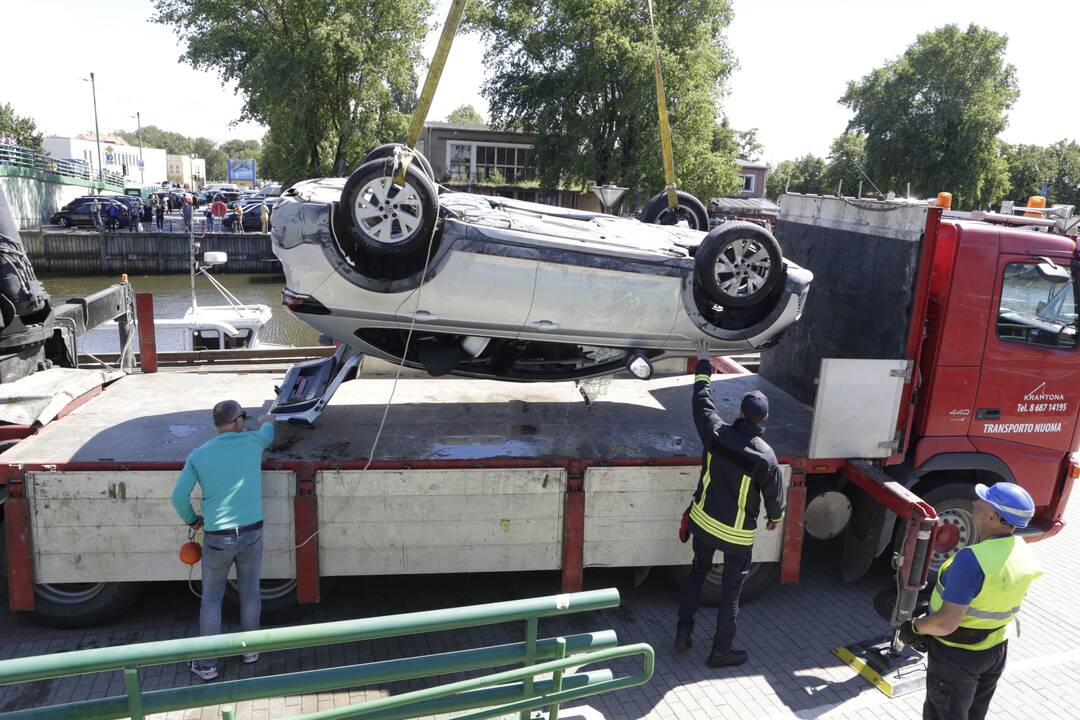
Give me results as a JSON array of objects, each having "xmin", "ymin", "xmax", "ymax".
[{"xmin": 741, "ymin": 391, "xmax": 769, "ymax": 424}]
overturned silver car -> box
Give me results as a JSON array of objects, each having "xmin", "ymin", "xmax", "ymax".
[{"xmin": 271, "ymin": 147, "xmax": 811, "ymax": 389}]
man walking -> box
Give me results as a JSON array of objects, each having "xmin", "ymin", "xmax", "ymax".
[
  {"xmin": 233, "ymin": 202, "xmax": 245, "ymax": 234},
  {"xmin": 181, "ymin": 195, "xmax": 193, "ymax": 233},
  {"xmin": 172, "ymin": 401, "xmax": 275, "ymax": 681},
  {"xmin": 676, "ymin": 339, "xmax": 785, "ymax": 668},
  {"xmin": 899, "ymin": 482, "xmax": 1041, "ymax": 720},
  {"xmin": 90, "ymin": 197, "xmax": 102, "ymax": 232},
  {"xmin": 155, "ymin": 194, "xmax": 166, "ymax": 231},
  {"xmin": 259, "ymin": 201, "xmax": 270, "ymax": 233}
]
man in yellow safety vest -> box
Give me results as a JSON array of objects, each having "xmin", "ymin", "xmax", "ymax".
[{"xmin": 899, "ymin": 482, "xmax": 1042, "ymax": 720}]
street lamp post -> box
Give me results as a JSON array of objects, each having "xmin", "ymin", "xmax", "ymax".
[
  {"xmin": 80, "ymin": 74, "xmax": 104, "ymax": 185},
  {"xmin": 131, "ymin": 112, "xmax": 144, "ymax": 184}
]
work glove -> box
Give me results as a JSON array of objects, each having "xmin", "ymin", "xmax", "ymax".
[
  {"xmin": 678, "ymin": 510, "xmax": 691, "ymax": 544},
  {"xmin": 898, "ymin": 619, "xmax": 929, "ymax": 653}
]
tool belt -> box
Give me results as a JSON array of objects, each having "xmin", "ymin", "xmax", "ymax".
[
  {"xmin": 205, "ymin": 520, "xmax": 263, "ymax": 536},
  {"xmin": 938, "ymin": 624, "xmax": 1005, "ymax": 645}
]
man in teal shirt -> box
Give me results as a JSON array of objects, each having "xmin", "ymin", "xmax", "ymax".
[{"xmin": 172, "ymin": 400, "xmax": 275, "ymax": 681}]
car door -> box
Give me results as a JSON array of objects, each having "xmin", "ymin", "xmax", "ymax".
[
  {"xmin": 70, "ymin": 200, "xmax": 92, "ymax": 226},
  {"xmin": 522, "ymin": 235, "xmax": 681, "ymax": 348},
  {"xmin": 969, "ymin": 256, "xmax": 1080, "ymax": 454}
]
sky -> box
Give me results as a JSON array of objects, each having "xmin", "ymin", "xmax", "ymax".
[{"xmin": 3, "ymin": 0, "xmax": 1077, "ymax": 164}]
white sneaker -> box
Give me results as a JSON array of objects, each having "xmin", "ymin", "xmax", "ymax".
[
  {"xmin": 242, "ymin": 652, "xmax": 260, "ymax": 664},
  {"xmin": 189, "ymin": 662, "xmax": 218, "ymax": 681}
]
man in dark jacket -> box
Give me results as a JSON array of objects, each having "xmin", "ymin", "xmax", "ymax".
[{"xmin": 676, "ymin": 339, "xmax": 785, "ymax": 668}]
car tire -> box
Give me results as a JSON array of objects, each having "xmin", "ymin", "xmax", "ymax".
[
  {"xmin": 695, "ymin": 221, "xmax": 783, "ymax": 308},
  {"xmin": 362, "ymin": 143, "xmax": 436, "ymax": 183},
  {"xmin": 23, "ymin": 581, "xmax": 144, "ymax": 628},
  {"xmin": 340, "ymin": 158, "xmax": 439, "ymax": 262},
  {"xmin": 668, "ymin": 561, "xmax": 779, "ymax": 605},
  {"xmin": 641, "ymin": 190, "xmax": 709, "ymax": 230},
  {"xmin": 57, "ymin": 217, "xmax": 71, "ymax": 228},
  {"xmin": 893, "ymin": 482, "xmax": 979, "ymax": 583}
]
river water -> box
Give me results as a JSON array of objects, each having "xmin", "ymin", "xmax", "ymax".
[{"xmin": 39, "ymin": 273, "xmax": 320, "ymax": 353}]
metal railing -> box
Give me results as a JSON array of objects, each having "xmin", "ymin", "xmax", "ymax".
[
  {"xmin": 0, "ymin": 588, "xmax": 653, "ymax": 720},
  {"xmin": 0, "ymin": 143, "xmax": 126, "ymax": 188}
]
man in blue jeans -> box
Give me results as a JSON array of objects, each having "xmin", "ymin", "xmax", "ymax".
[{"xmin": 172, "ymin": 400, "xmax": 275, "ymax": 681}]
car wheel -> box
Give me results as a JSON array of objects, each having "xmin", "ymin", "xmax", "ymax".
[
  {"xmin": 893, "ymin": 482, "xmax": 979, "ymax": 583},
  {"xmin": 362, "ymin": 143, "xmax": 436, "ymax": 183},
  {"xmin": 340, "ymin": 158, "xmax": 439, "ymax": 260},
  {"xmin": 641, "ymin": 190, "xmax": 709, "ymax": 230},
  {"xmin": 24, "ymin": 582, "xmax": 144, "ymax": 628},
  {"xmin": 668, "ymin": 561, "xmax": 779, "ymax": 605},
  {"xmin": 695, "ymin": 221, "xmax": 782, "ymax": 308},
  {"xmin": 57, "ymin": 217, "xmax": 71, "ymax": 228}
]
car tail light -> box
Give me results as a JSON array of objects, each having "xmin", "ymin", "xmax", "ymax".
[
  {"xmin": 1068, "ymin": 453, "xmax": 1080, "ymax": 481},
  {"xmin": 282, "ymin": 289, "xmax": 331, "ymax": 315}
]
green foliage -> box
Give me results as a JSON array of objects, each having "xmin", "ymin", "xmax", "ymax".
[
  {"xmin": 115, "ymin": 125, "xmax": 192, "ymax": 154},
  {"xmin": 841, "ymin": 24, "xmax": 1017, "ymax": 209},
  {"xmin": 820, "ymin": 131, "xmax": 868, "ymax": 196},
  {"xmin": 447, "ymin": 104, "xmax": 486, "ymax": 125},
  {"xmin": 712, "ymin": 118, "xmax": 762, "ymax": 161},
  {"xmin": 765, "ymin": 155, "xmax": 827, "ymax": 200},
  {"xmin": 1003, "ymin": 140, "xmax": 1080, "ymax": 209},
  {"xmin": 0, "ymin": 103, "xmax": 44, "ymax": 152},
  {"xmin": 154, "ymin": 0, "xmax": 433, "ymax": 187},
  {"xmin": 467, "ymin": 0, "xmax": 741, "ymax": 201}
]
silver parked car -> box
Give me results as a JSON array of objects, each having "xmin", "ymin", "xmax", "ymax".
[{"xmin": 270, "ymin": 145, "xmax": 812, "ymax": 392}]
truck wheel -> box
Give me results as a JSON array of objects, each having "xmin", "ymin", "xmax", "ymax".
[
  {"xmin": 894, "ymin": 482, "xmax": 979, "ymax": 579},
  {"xmin": 668, "ymin": 561, "xmax": 779, "ymax": 605},
  {"xmin": 24, "ymin": 582, "xmax": 144, "ymax": 628},
  {"xmin": 225, "ymin": 578, "xmax": 336, "ymax": 618},
  {"xmin": 695, "ymin": 222, "xmax": 783, "ymax": 309},
  {"xmin": 362, "ymin": 143, "xmax": 436, "ymax": 183},
  {"xmin": 640, "ymin": 190, "xmax": 709, "ymax": 230}
]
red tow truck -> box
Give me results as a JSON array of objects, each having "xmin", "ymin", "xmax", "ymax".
[{"xmin": 1, "ymin": 193, "xmax": 1077, "ymax": 628}]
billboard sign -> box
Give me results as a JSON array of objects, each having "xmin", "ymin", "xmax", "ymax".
[{"xmin": 227, "ymin": 158, "xmax": 257, "ymax": 183}]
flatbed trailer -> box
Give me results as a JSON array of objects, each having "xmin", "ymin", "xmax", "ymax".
[{"xmin": 3, "ymin": 193, "xmax": 1078, "ymax": 627}]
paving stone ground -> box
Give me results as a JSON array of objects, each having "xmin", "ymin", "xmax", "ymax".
[{"xmin": 2, "ymin": 499, "xmax": 1078, "ymax": 719}]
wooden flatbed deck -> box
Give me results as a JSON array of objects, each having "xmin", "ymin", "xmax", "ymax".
[{"xmin": 3, "ymin": 371, "xmax": 813, "ymax": 465}]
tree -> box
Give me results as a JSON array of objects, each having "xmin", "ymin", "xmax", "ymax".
[
  {"xmin": 1004, "ymin": 140, "xmax": 1080, "ymax": 209},
  {"xmin": 154, "ymin": 0, "xmax": 432, "ymax": 187},
  {"xmin": 447, "ymin": 104, "xmax": 485, "ymax": 125},
  {"xmin": 765, "ymin": 155, "xmax": 826, "ymax": 200},
  {"xmin": 467, "ymin": 0, "xmax": 741, "ymax": 201},
  {"xmin": 192, "ymin": 137, "xmax": 228, "ymax": 181},
  {"xmin": 0, "ymin": 103, "xmax": 44, "ymax": 152},
  {"xmin": 712, "ymin": 118, "xmax": 762, "ymax": 161},
  {"xmin": 841, "ymin": 24, "xmax": 1017, "ymax": 209},
  {"xmin": 821, "ymin": 131, "xmax": 868, "ymax": 196}
]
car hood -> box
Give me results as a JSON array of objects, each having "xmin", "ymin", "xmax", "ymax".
[{"xmin": 284, "ymin": 177, "xmax": 705, "ymax": 257}]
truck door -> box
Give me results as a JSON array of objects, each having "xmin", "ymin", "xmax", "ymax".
[{"xmin": 970, "ymin": 257, "xmax": 1080, "ymax": 455}]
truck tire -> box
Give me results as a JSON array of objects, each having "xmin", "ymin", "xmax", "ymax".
[
  {"xmin": 224, "ymin": 578, "xmax": 336, "ymax": 620},
  {"xmin": 668, "ymin": 561, "xmax": 779, "ymax": 605},
  {"xmin": 24, "ymin": 582, "xmax": 144, "ymax": 628},
  {"xmin": 894, "ymin": 482, "xmax": 979, "ymax": 580}
]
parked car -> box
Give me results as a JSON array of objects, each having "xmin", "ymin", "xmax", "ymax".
[
  {"xmin": 222, "ymin": 197, "xmax": 280, "ymax": 231},
  {"xmin": 254, "ymin": 183, "xmax": 282, "ymax": 198},
  {"xmin": 85, "ymin": 194, "xmax": 144, "ymax": 223},
  {"xmin": 51, "ymin": 197, "xmax": 131, "ymax": 229},
  {"xmin": 270, "ymin": 145, "xmax": 812, "ymax": 381}
]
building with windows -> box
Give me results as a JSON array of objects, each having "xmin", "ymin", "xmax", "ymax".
[
  {"xmin": 417, "ymin": 121, "xmax": 599, "ymax": 210},
  {"xmin": 735, "ymin": 160, "xmax": 768, "ymax": 199},
  {"xmin": 166, "ymin": 154, "xmax": 207, "ymax": 189},
  {"xmin": 43, "ymin": 133, "xmax": 167, "ymax": 186}
]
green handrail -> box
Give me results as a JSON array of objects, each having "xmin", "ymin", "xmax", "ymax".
[{"xmin": 0, "ymin": 589, "xmax": 654, "ymax": 720}]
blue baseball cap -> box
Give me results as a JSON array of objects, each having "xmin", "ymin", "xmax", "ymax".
[
  {"xmin": 741, "ymin": 391, "xmax": 769, "ymax": 424},
  {"xmin": 975, "ymin": 482, "xmax": 1035, "ymax": 528}
]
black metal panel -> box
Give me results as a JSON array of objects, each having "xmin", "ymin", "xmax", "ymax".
[{"xmin": 758, "ymin": 218, "xmax": 921, "ymax": 405}]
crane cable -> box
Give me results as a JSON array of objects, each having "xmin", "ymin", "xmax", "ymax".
[{"xmin": 645, "ymin": 0, "xmax": 679, "ymax": 209}]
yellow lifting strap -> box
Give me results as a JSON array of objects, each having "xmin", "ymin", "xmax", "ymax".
[
  {"xmin": 396, "ymin": 0, "xmax": 470, "ymax": 185},
  {"xmin": 646, "ymin": 0, "xmax": 678, "ymax": 208}
]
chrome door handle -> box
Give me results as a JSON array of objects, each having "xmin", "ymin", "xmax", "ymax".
[
  {"xmin": 527, "ymin": 320, "xmax": 560, "ymax": 331},
  {"xmin": 403, "ymin": 310, "xmax": 439, "ymax": 321}
]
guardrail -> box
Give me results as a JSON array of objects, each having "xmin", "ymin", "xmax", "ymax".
[
  {"xmin": 0, "ymin": 588, "xmax": 653, "ymax": 720},
  {"xmin": 0, "ymin": 143, "xmax": 126, "ymax": 188}
]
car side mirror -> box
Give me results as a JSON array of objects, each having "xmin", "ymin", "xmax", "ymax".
[
  {"xmin": 1036, "ymin": 300, "xmax": 1047, "ymax": 313},
  {"xmin": 1036, "ymin": 257, "xmax": 1071, "ymax": 283}
]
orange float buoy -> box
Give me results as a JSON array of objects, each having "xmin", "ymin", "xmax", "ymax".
[{"xmin": 180, "ymin": 528, "xmax": 202, "ymax": 565}]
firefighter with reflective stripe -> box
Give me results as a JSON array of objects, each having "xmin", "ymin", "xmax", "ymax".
[
  {"xmin": 898, "ymin": 482, "xmax": 1042, "ymax": 720},
  {"xmin": 675, "ymin": 339, "xmax": 785, "ymax": 668}
]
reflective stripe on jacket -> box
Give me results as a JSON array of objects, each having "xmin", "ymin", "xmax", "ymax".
[{"xmin": 930, "ymin": 534, "xmax": 1042, "ymax": 650}]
